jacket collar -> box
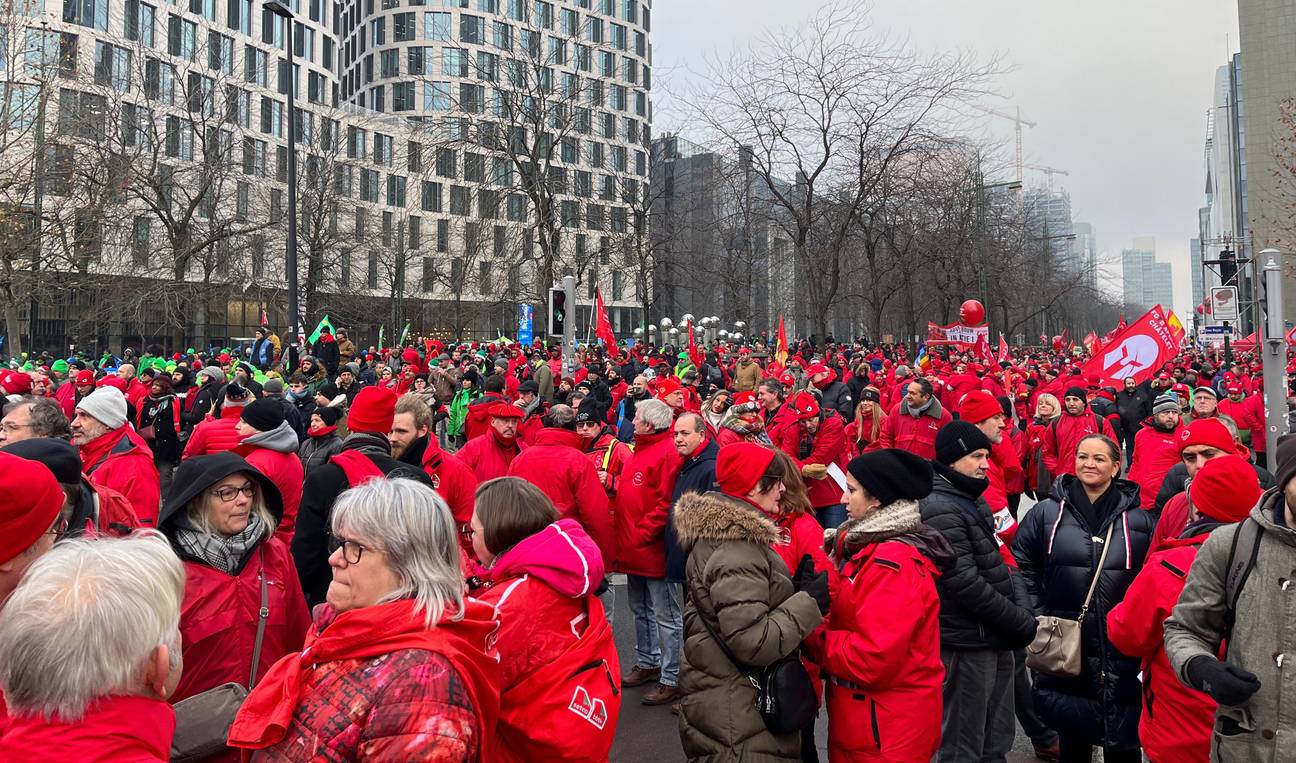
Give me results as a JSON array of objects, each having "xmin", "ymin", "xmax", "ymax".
[{"xmin": 673, "ymin": 491, "xmax": 778, "ymax": 551}]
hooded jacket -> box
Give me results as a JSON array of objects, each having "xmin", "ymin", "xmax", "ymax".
[
  {"xmin": 918, "ymin": 466, "xmax": 1037, "ymax": 651},
  {"xmin": 674, "ymin": 491, "xmax": 824, "ymax": 762},
  {"xmin": 1012, "ymin": 476, "xmax": 1154, "ymax": 750},
  {"xmin": 474, "ymin": 520, "xmax": 618, "ymax": 763},
  {"xmin": 507, "ymin": 428, "xmax": 612, "ymax": 561},
  {"xmin": 237, "ymin": 421, "xmax": 305, "ymax": 544},
  {"xmin": 1165, "ymin": 491, "xmax": 1296, "ymax": 762},
  {"xmin": 1127, "ymin": 417, "xmax": 1186, "ymax": 509},
  {"xmin": 878, "ymin": 397, "xmax": 951, "ymax": 459},
  {"xmin": 398, "ymin": 434, "xmax": 478, "ymax": 551},
  {"xmin": 80, "ymin": 425, "xmax": 161, "ymax": 526}
]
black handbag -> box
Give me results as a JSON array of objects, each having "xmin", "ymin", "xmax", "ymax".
[{"xmin": 687, "ymin": 579, "xmax": 818, "ymax": 736}]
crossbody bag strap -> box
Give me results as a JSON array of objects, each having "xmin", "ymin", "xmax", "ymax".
[
  {"xmin": 1078, "ymin": 523, "xmax": 1116, "ymax": 622},
  {"xmin": 684, "ymin": 576, "xmax": 757, "ymax": 684},
  {"xmin": 248, "ymin": 547, "xmax": 270, "ymax": 689}
]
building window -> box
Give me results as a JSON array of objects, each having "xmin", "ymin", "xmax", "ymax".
[
  {"xmin": 63, "ymin": 0, "xmax": 108, "ymax": 30},
  {"xmin": 386, "ymin": 174, "xmax": 406, "ymax": 206},
  {"xmin": 424, "ymin": 11, "xmax": 450, "ymax": 40},
  {"xmin": 124, "ymin": 0, "xmax": 155, "ymax": 45},
  {"xmin": 441, "ymin": 47, "xmax": 467, "ymax": 77},
  {"xmin": 449, "ymin": 186, "xmax": 469, "ymax": 216},
  {"xmin": 409, "ymin": 216, "xmax": 421, "ymax": 249},
  {"xmin": 421, "ymin": 180, "xmax": 443, "ymax": 212},
  {"xmin": 367, "ymin": 252, "xmax": 379, "ymax": 288},
  {"xmin": 436, "ymin": 219, "xmax": 449, "ymax": 252},
  {"xmin": 435, "ymin": 147, "xmax": 456, "ymax": 178},
  {"xmin": 251, "ymin": 235, "xmax": 265, "ymax": 278},
  {"xmin": 130, "ymin": 216, "xmax": 150, "ymax": 264},
  {"xmin": 393, "ymin": 11, "xmax": 415, "ymax": 41}
]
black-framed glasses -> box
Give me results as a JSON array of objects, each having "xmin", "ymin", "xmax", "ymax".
[
  {"xmin": 460, "ymin": 524, "xmax": 475, "ymax": 541},
  {"xmin": 46, "ymin": 517, "xmax": 70, "ymax": 538},
  {"xmin": 327, "ymin": 533, "xmax": 368, "ymax": 564},
  {"xmin": 209, "ymin": 483, "xmax": 256, "ymax": 502}
]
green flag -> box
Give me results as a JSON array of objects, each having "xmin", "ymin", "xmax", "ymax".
[
  {"xmin": 307, "ymin": 314, "xmax": 335, "ymax": 345},
  {"xmin": 398, "ymin": 322, "xmax": 411, "ymax": 346},
  {"xmin": 378, "ymin": 325, "xmax": 385, "ymax": 349}
]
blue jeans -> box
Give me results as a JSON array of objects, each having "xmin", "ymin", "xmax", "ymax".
[
  {"xmin": 626, "ymin": 575, "xmax": 683, "ymax": 686},
  {"xmin": 816, "ymin": 503, "xmax": 847, "ymax": 529}
]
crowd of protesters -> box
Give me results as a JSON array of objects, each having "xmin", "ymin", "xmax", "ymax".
[{"xmin": 0, "ymin": 326, "xmax": 1292, "ymax": 762}]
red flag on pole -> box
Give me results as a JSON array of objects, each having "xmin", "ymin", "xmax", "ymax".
[
  {"xmin": 975, "ymin": 334, "xmax": 996, "ymax": 364},
  {"xmin": 997, "ymin": 334, "xmax": 1009, "ymax": 363},
  {"xmin": 595, "ymin": 289, "xmax": 619, "ymax": 359},
  {"xmin": 1079, "ymin": 306, "xmax": 1177, "ymax": 385},
  {"xmin": 775, "ymin": 315, "xmax": 789, "ymax": 366},
  {"xmin": 687, "ymin": 320, "xmax": 703, "ymax": 368},
  {"xmin": 1082, "ymin": 332, "xmax": 1100, "ymax": 356}
]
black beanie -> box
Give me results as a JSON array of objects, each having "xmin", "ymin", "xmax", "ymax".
[
  {"xmin": 2, "ymin": 437, "xmax": 82, "ymax": 484},
  {"xmin": 1275, "ymin": 433, "xmax": 1296, "ymax": 491},
  {"xmin": 575, "ymin": 396, "xmax": 606, "ymax": 425},
  {"xmin": 241, "ymin": 397, "xmax": 286, "ymax": 432},
  {"xmin": 935, "ymin": 420, "xmax": 993, "ymax": 466},
  {"xmin": 314, "ymin": 406, "xmax": 341, "ymax": 427},
  {"xmin": 846, "ymin": 449, "xmax": 933, "ymax": 506},
  {"xmin": 1064, "ymin": 386, "xmax": 1087, "ymax": 402}
]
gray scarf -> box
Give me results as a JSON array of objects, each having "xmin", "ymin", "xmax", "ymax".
[{"xmin": 173, "ymin": 511, "xmax": 265, "ymax": 574}]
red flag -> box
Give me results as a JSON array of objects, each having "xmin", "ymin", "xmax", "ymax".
[
  {"xmin": 1082, "ymin": 332, "xmax": 1100, "ymax": 356},
  {"xmin": 975, "ymin": 334, "xmax": 996, "ymax": 364},
  {"xmin": 1079, "ymin": 306, "xmax": 1177, "ymax": 386},
  {"xmin": 687, "ymin": 320, "xmax": 702, "ymax": 368},
  {"xmin": 1060, "ymin": 328, "xmax": 1070, "ymax": 347},
  {"xmin": 260, "ymin": 308, "xmax": 269, "ymax": 327},
  {"xmin": 776, "ymin": 315, "xmax": 789, "ymax": 366},
  {"xmin": 997, "ymin": 334, "xmax": 1009, "ymax": 363},
  {"xmin": 595, "ymin": 289, "xmax": 619, "ymax": 359}
]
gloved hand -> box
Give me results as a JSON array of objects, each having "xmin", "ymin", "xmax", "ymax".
[
  {"xmin": 792, "ymin": 554, "xmax": 830, "ymax": 615},
  {"xmin": 801, "ymin": 463, "xmax": 829, "ymax": 480},
  {"xmin": 1186, "ymin": 655, "xmax": 1262, "ymax": 706},
  {"xmin": 791, "ymin": 554, "xmax": 817, "ymax": 587}
]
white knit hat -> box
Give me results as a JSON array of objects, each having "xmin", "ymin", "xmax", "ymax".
[{"xmin": 75, "ymin": 386, "xmax": 127, "ymax": 430}]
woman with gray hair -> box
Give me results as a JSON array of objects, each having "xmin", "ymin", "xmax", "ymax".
[
  {"xmin": 228, "ymin": 477, "xmax": 501, "ymax": 762},
  {"xmin": 0, "ymin": 532, "xmax": 186, "ymax": 758}
]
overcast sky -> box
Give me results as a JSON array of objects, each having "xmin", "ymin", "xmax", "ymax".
[{"xmin": 652, "ymin": 0, "xmax": 1241, "ymax": 319}]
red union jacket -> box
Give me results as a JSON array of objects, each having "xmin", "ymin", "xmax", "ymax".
[
  {"xmin": 507, "ymin": 428, "xmax": 613, "ymax": 562},
  {"xmin": 1041, "ymin": 408, "xmax": 1116, "ymax": 479},
  {"xmin": 0, "ymin": 694, "xmax": 174, "ymax": 761},
  {"xmin": 1107, "ymin": 531, "xmax": 1216, "ymax": 763},
  {"xmin": 474, "ymin": 520, "xmax": 619, "ymax": 763},
  {"xmin": 775, "ymin": 413, "xmax": 849, "ymax": 509},
  {"xmin": 613, "ymin": 428, "xmax": 681, "ymax": 578},
  {"xmin": 877, "ymin": 400, "xmax": 951, "ymax": 460},
  {"xmin": 806, "ymin": 536, "xmax": 944, "ymax": 763}
]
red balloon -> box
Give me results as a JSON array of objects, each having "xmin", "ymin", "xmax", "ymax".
[{"xmin": 960, "ymin": 299, "xmax": 985, "ymax": 325}]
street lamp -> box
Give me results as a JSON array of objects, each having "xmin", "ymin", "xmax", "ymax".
[{"xmin": 265, "ymin": 0, "xmax": 298, "ymax": 347}]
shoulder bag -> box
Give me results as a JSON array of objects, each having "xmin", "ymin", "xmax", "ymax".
[
  {"xmin": 685, "ymin": 576, "xmax": 817, "ymax": 736},
  {"xmin": 170, "ymin": 549, "xmax": 271, "ymax": 762},
  {"xmin": 1025, "ymin": 522, "xmax": 1114, "ymax": 677}
]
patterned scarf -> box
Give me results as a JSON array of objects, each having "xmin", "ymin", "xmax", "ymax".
[{"xmin": 172, "ymin": 511, "xmax": 264, "ymax": 574}]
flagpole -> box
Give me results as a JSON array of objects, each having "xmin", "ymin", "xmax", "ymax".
[{"xmin": 584, "ymin": 290, "xmax": 597, "ymax": 348}]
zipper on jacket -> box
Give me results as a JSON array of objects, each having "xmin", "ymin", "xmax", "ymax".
[{"xmin": 870, "ymin": 699, "xmax": 882, "ymax": 751}]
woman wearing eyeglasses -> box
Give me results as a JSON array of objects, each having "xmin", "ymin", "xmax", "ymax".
[
  {"xmin": 158, "ymin": 452, "xmax": 310, "ymax": 719},
  {"xmin": 228, "ymin": 478, "xmax": 501, "ymax": 762}
]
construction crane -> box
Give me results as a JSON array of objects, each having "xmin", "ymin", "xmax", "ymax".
[
  {"xmin": 1024, "ymin": 163, "xmax": 1069, "ymax": 191},
  {"xmin": 972, "ymin": 105, "xmax": 1037, "ymax": 183}
]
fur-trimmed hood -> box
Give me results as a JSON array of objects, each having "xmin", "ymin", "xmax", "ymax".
[{"xmin": 674, "ymin": 491, "xmax": 779, "ymax": 551}]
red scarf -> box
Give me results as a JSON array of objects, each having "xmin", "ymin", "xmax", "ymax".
[
  {"xmin": 228, "ymin": 598, "xmax": 501, "ymax": 760},
  {"xmin": 307, "ymin": 424, "xmax": 338, "ymax": 438},
  {"xmin": 77, "ymin": 426, "xmax": 130, "ymax": 473}
]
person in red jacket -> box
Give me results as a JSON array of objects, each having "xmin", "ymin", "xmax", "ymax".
[
  {"xmin": 233, "ymin": 398, "xmax": 305, "ymax": 544},
  {"xmin": 776, "ymin": 390, "xmax": 849, "ymax": 528},
  {"xmin": 807, "ymin": 447, "xmax": 951, "ymax": 762},
  {"xmin": 390, "ymin": 394, "xmax": 478, "ymax": 551},
  {"xmin": 508, "ymin": 404, "xmax": 613, "ymax": 562},
  {"xmin": 463, "ymin": 374, "xmax": 509, "ymax": 441},
  {"xmin": 1219, "ymin": 383, "xmax": 1266, "ymax": 466},
  {"xmin": 157, "ymin": 451, "xmax": 310, "ymax": 761},
  {"xmin": 1147, "ymin": 417, "xmax": 1251, "ymax": 555},
  {"xmin": 1127, "ymin": 394, "xmax": 1185, "ymax": 509},
  {"xmin": 182, "ymin": 382, "xmax": 252, "ymax": 458},
  {"xmin": 615, "ymin": 397, "xmax": 685, "ymax": 703},
  {"xmin": 55, "ymin": 368, "xmax": 96, "ymax": 420},
  {"xmin": 0, "ymin": 532, "xmax": 185, "ymax": 761},
  {"xmin": 1041, "ymin": 386, "xmax": 1117, "ymax": 481},
  {"xmin": 877, "ymin": 377, "xmax": 952, "ymax": 459},
  {"xmin": 1107, "ymin": 455, "xmax": 1261, "ymax": 763},
  {"xmin": 2, "ymin": 437, "xmax": 142, "ymax": 539},
  {"xmin": 456, "ymin": 401, "xmax": 526, "ymax": 482},
  {"xmin": 575, "ymin": 397, "xmax": 631, "ymax": 498},
  {"xmin": 72, "ymin": 386, "xmax": 161, "ymax": 526},
  {"xmin": 469, "ymin": 478, "xmax": 620, "ymax": 762}
]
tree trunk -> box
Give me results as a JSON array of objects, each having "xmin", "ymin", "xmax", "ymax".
[{"xmin": 3, "ymin": 298, "xmax": 23, "ymax": 358}]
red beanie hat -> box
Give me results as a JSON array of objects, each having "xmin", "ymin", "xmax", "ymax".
[
  {"xmin": 788, "ymin": 391, "xmax": 820, "ymax": 420},
  {"xmin": 488, "ymin": 402, "xmax": 525, "ymax": 419},
  {"xmin": 0, "ymin": 453, "xmax": 64, "ymax": 564},
  {"xmin": 958, "ymin": 390, "xmax": 1002, "ymax": 424},
  {"xmin": 731, "ymin": 390, "xmax": 756, "ymax": 406},
  {"xmin": 655, "ymin": 376, "xmax": 683, "ymax": 400},
  {"xmin": 347, "ymin": 386, "xmax": 398, "ymax": 434},
  {"xmin": 75, "ymin": 369, "xmax": 95, "ymax": 386},
  {"xmin": 1178, "ymin": 418, "xmax": 1236, "ymax": 455},
  {"xmin": 717, "ymin": 442, "xmax": 777, "ymax": 497},
  {"xmin": 2, "ymin": 371, "xmax": 31, "ymax": 395},
  {"xmin": 1191, "ymin": 455, "xmax": 1262, "ymax": 523}
]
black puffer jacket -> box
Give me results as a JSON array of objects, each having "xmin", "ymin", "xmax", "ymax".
[
  {"xmin": 1012, "ymin": 475, "xmax": 1154, "ymax": 750},
  {"xmin": 919, "ymin": 466, "xmax": 1036, "ymax": 651},
  {"xmin": 816, "ymin": 380, "xmax": 854, "ymax": 422}
]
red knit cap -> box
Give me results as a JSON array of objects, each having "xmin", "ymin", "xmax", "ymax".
[
  {"xmin": 717, "ymin": 442, "xmax": 777, "ymax": 497},
  {"xmin": 958, "ymin": 390, "xmax": 1002, "ymax": 424},
  {"xmin": 347, "ymin": 386, "xmax": 398, "ymax": 434},
  {"xmin": 1191, "ymin": 455, "xmax": 1262, "ymax": 523},
  {"xmin": 489, "ymin": 402, "xmax": 525, "ymax": 419},
  {"xmin": 1, "ymin": 371, "xmax": 31, "ymax": 395},
  {"xmin": 74, "ymin": 369, "xmax": 95, "ymax": 386},
  {"xmin": 655, "ymin": 376, "xmax": 683, "ymax": 400},
  {"xmin": 731, "ymin": 390, "xmax": 756, "ymax": 406},
  {"xmin": 788, "ymin": 391, "xmax": 820, "ymax": 420},
  {"xmin": 1178, "ymin": 418, "xmax": 1236, "ymax": 455},
  {"xmin": 0, "ymin": 453, "xmax": 64, "ymax": 564}
]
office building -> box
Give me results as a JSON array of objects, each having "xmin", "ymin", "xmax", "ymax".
[{"xmin": 1121, "ymin": 237, "xmax": 1174, "ymax": 312}]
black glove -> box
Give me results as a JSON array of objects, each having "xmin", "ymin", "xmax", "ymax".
[
  {"xmin": 791, "ymin": 555, "xmax": 830, "ymax": 616},
  {"xmin": 1185, "ymin": 655, "xmax": 1262, "ymax": 706},
  {"xmin": 791, "ymin": 554, "xmax": 816, "ymax": 588}
]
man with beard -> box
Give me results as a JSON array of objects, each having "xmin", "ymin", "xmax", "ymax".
[
  {"xmin": 456, "ymin": 402, "xmax": 526, "ymax": 482},
  {"xmin": 72, "ymin": 386, "xmax": 161, "ymax": 525},
  {"xmin": 805, "ymin": 363, "xmax": 854, "ymax": 421},
  {"xmin": 1128, "ymin": 395, "xmax": 1186, "ymax": 509},
  {"xmin": 389, "ymin": 394, "xmax": 477, "ymax": 550}
]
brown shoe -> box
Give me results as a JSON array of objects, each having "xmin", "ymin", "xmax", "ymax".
[
  {"xmin": 1033, "ymin": 741, "xmax": 1060, "ymax": 762},
  {"xmin": 670, "ymin": 702, "xmax": 680, "ymax": 715},
  {"xmin": 621, "ymin": 666, "xmax": 661, "ymax": 688},
  {"xmin": 641, "ymin": 683, "xmax": 683, "ymax": 706}
]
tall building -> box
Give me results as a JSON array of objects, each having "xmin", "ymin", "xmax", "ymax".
[
  {"xmin": 1072, "ymin": 221, "xmax": 1097, "ymax": 290},
  {"xmin": 1121, "ymin": 237, "xmax": 1174, "ymax": 312},
  {"xmin": 0, "ymin": 0, "xmax": 652, "ymax": 351},
  {"xmin": 1191, "ymin": 236, "xmax": 1204, "ymax": 316}
]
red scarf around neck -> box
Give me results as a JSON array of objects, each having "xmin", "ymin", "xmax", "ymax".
[
  {"xmin": 307, "ymin": 424, "xmax": 338, "ymax": 438},
  {"xmin": 78, "ymin": 426, "xmax": 130, "ymax": 473},
  {"xmin": 227, "ymin": 598, "xmax": 501, "ymax": 760}
]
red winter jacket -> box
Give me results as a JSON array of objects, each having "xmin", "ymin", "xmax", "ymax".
[
  {"xmin": 239, "ymin": 440, "xmax": 305, "ymax": 545},
  {"xmin": 81, "ymin": 426, "xmax": 161, "ymax": 526},
  {"xmin": 1219, "ymin": 394, "xmax": 1265, "ymax": 453},
  {"xmin": 0, "ymin": 694, "xmax": 173, "ymax": 761},
  {"xmin": 806, "ymin": 538, "xmax": 943, "ymax": 762},
  {"xmin": 1004, "ymin": 426, "xmax": 1026, "ymax": 494},
  {"xmin": 508, "ymin": 428, "xmax": 613, "ymax": 561},
  {"xmin": 877, "ymin": 399, "xmax": 951, "ymax": 460},
  {"xmin": 421, "ymin": 439, "xmax": 479, "ymax": 551},
  {"xmin": 581, "ymin": 430, "xmax": 632, "ymax": 497},
  {"xmin": 1040, "ymin": 408, "xmax": 1116, "ymax": 479},
  {"xmin": 475, "ymin": 520, "xmax": 619, "ymax": 763},
  {"xmin": 613, "ymin": 428, "xmax": 682, "ymax": 578},
  {"xmin": 517, "ymin": 402, "xmax": 549, "ymax": 446},
  {"xmin": 1128, "ymin": 421, "xmax": 1185, "ymax": 509},
  {"xmin": 169, "ymin": 537, "xmax": 310, "ymax": 705},
  {"xmin": 983, "ymin": 436, "xmax": 1023, "ymax": 513},
  {"xmin": 78, "ymin": 481, "xmax": 142, "ymax": 537},
  {"xmin": 464, "ymin": 393, "xmax": 507, "ymax": 441},
  {"xmin": 1107, "ymin": 533, "xmax": 1216, "ymax": 763},
  {"xmin": 457, "ymin": 429, "xmax": 524, "ymax": 482},
  {"xmin": 775, "ymin": 413, "xmax": 848, "ymax": 509},
  {"xmin": 1149, "ymin": 491, "xmax": 1190, "ymax": 556},
  {"xmin": 183, "ymin": 406, "xmax": 246, "ymax": 458}
]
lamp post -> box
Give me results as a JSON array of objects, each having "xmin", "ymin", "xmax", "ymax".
[
  {"xmin": 265, "ymin": 0, "xmax": 298, "ymax": 347},
  {"xmin": 1260, "ymin": 249, "xmax": 1289, "ymax": 456}
]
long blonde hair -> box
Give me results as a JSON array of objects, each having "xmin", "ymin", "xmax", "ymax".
[{"xmin": 853, "ymin": 387, "xmax": 885, "ymax": 445}]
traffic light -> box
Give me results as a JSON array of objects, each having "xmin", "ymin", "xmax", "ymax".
[
  {"xmin": 1220, "ymin": 249, "xmax": 1237, "ymax": 285},
  {"xmin": 548, "ymin": 286, "xmax": 567, "ymax": 336}
]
